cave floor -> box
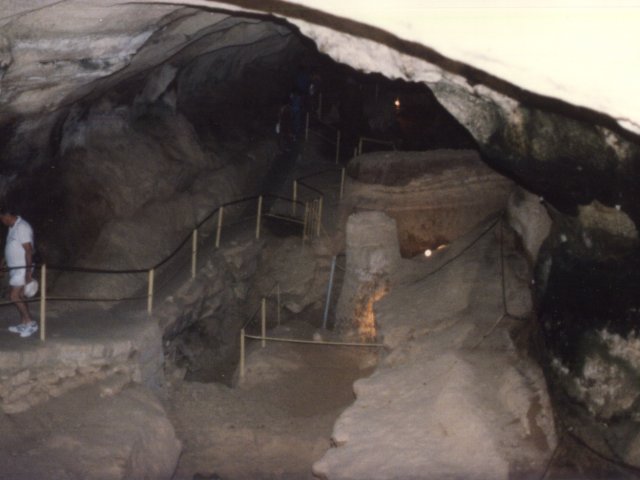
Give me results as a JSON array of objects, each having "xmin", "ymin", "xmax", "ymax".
[
  {"xmin": 168, "ymin": 310, "xmax": 377, "ymax": 480},
  {"xmin": 166, "ymin": 141, "xmax": 368, "ymax": 480}
]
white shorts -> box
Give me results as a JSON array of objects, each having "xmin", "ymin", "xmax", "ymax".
[{"xmin": 9, "ymin": 266, "xmax": 27, "ymax": 287}]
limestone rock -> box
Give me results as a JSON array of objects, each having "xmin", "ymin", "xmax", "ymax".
[
  {"xmin": 553, "ymin": 330, "xmax": 640, "ymax": 421},
  {"xmin": 343, "ymin": 150, "xmax": 513, "ymax": 257},
  {"xmin": 0, "ymin": 382, "xmax": 181, "ymax": 480},
  {"xmin": 254, "ymin": 237, "xmax": 319, "ymax": 312},
  {"xmin": 335, "ymin": 211, "xmax": 400, "ymax": 335},
  {"xmin": 507, "ymin": 187, "xmax": 552, "ymax": 263},
  {"xmin": 0, "ymin": 34, "xmax": 12, "ymax": 77},
  {"xmin": 623, "ymin": 431, "xmax": 640, "ymax": 468},
  {"xmin": 578, "ymin": 200, "xmax": 638, "ymax": 240},
  {"xmin": 315, "ymin": 221, "xmax": 556, "ymax": 479}
]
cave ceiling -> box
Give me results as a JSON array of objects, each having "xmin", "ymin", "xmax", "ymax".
[{"xmin": 1, "ymin": 0, "xmax": 640, "ymax": 227}]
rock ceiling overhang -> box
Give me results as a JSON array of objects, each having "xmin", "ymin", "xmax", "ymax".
[
  {"xmin": 2, "ymin": 1, "xmax": 639, "ymax": 138},
  {"xmin": 152, "ymin": 0, "xmax": 640, "ymax": 138}
]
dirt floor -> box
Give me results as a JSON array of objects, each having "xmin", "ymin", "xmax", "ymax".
[{"xmin": 168, "ymin": 319, "xmax": 378, "ymax": 480}]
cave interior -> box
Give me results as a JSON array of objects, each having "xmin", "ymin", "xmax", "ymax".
[{"xmin": 1, "ymin": 2, "xmax": 640, "ymax": 479}]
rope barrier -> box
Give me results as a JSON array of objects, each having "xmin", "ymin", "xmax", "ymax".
[
  {"xmin": 0, "ymin": 180, "xmax": 327, "ymax": 341},
  {"xmin": 357, "ymin": 136, "xmax": 396, "ymax": 156},
  {"xmin": 237, "ymin": 217, "xmax": 506, "ymax": 380},
  {"xmin": 244, "ymin": 334, "xmax": 384, "ymax": 348},
  {"xmin": 416, "ymin": 214, "xmax": 501, "ymax": 283}
]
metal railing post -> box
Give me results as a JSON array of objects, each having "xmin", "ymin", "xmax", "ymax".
[
  {"xmin": 261, "ymin": 298, "xmax": 266, "ymax": 348},
  {"xmin": 215, "ymin": 206, "xmax": 224, "ymax": 248},
  {"xmin": 323, "ymin": 256, "xmax": 337, "ymax": 330},
  {"xmin": 317, "ymin": 92, "xmax": 323, "ymax": 118},
  {"xmin": 302, "ymin": 201, "xmax": 309, "ymax": 243},
  {"xmin": 256, "ymin": 195, "xmax": 263, "ymax": 240},
  {"xmin": 276, "ymin": 284, "xmax": 281, "ymax": 326},
  {"xmin": 340, "ymin": 168, "xmax": 346, "ymax": 201},
  {"xmin": 305, "ymin": 112, "xmax": 310, "ymax": 141},
  {"xmin": 313, "ymin": 199, "xmax": 319, "ymax": 237},
  {"xmin": 39, "ymin": 264, "xmax": 46, "ymax": 341},
  {"xmin": 316, "ymin": 197, "xmax": 323, "ymax": 237},
  {"xmin": 191, "ymin": 229, "xmax": 198, "ymax": 279},
  {"xmin": 147, "ymin": 268, "xmax": 155, "ymax": 315},
  {"xmin": 292, "ymin": 181, "xmax": 298, "ymax": 215},
  {"xmin": 240, "ymin": 328, "xmax": 245, "ymax": 381},
  {"xmin": 335, "ymin": 130, "xmax": 341, "ymax": 164},
  {"xmin": 358, "ymin": 137, "xmax": 363, "ymax": 156}
]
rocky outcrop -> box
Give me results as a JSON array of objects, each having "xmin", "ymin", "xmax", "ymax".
[
  {"xmin": 0, "ymin": 382, "xmax": 181, "ymax": 480},
  {"xmin": 506, "ymin": 186, "xmax": 552, "ymax": 264},
  {"xmin": 314, "ymin": 220, "xmax": 556, "ymax": 479},
  {"xmin": 159, "ymin": 232, "xmax": 342, "ymax": 384},
  {"xmin": 335, "ymin": 211, "xmax": 399, "ymax": 335},
  {"xmin": 48, "ymin": 101, "xmax": 277, "ymax": 300},
  {"xmin": 342, "ymin": 149, "xmax": 513, "ymax": 257},
  {"xmin": 0, "ymin": 314, "xmax": 163, "ymax": 414},
  {"xmin": 253, "ymin": 236, "xmax": 334, "ymax": 315},
  {"xmin": 158, "ymin": 237, "xmax": 264, "ymax": 384}
]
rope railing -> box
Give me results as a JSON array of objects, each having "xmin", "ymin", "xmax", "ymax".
[
  {"xmin": 0, "ymin": 188, "xmax": 318, "ymax": 341},
  {"xmin": 357, "ymin": 136, "xmax": 396, "ymax": 156},
  {"xmin": 238, "ymin": 280, "xmax": 384, "ymax": 381},
  {"xmin": 305, "ymin": 112, "xmax": 341, "ymax": 164}
]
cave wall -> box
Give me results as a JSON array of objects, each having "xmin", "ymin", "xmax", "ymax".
[{"xmin": 0, "ymin": 6, "xmax": 313, "ymax": 299}]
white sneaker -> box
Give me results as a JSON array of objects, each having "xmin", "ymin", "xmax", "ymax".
[
  {"xmin": 19, "ymin": 321, "xmax": 38, "ymax": 338},
  {"xmin": 8, "ymin": 324, "xmax": 24, "ymax": 334}
]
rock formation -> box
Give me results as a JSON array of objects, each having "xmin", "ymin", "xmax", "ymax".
[
  {"xmin": 315, "ymin": 219, "xmax": 556, "ymax": 479},
  {"xmin": 342, "ymin": 149, "xmax": 513, "ymax": 257}
]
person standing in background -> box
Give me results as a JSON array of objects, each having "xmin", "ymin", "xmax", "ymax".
[{"xmin": 0, "ymin": 207, "xmax": 37, "ymax": 338}]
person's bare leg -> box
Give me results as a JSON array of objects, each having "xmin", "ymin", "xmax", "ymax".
[{"xmin": 10, "ymin": 286, "xmax": 31, "ymax": 324}]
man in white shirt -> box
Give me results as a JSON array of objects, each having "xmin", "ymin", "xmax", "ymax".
[{"xmin": 0, "ymin": 208, "xmax": 37, "ymax": 338}]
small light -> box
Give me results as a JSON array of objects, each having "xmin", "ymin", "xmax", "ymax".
[
  {"xmin": 424, "ymin": 249, "xmax": 432, "ymax": 257},
  {"xmin": 615, "ymin": 204, "xmax": 621, "ymax": 211},
  {"xmin": 394, "ymin": 98, "xmax": 400, "ymax": 108}
]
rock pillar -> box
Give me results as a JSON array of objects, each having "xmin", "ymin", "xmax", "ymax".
[{"xmin": 335, "ymin": 211, "xmax": 400, "ymax": 338}]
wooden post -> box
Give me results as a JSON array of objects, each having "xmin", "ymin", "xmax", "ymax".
[
  {"xmin": 316, "ymin": 197, "xmax": 323, "ymax": 237},
  {"xmin": 39, "ymin": 264, "xmax": 46, "ymax": 341},
  {"xmin": 335, "ymin": 130, "xmax": 341, "ymax": 164},
  {"xmin": 305, "ymin": 112, "xmax": 310, "ymax": 141},
  {"xmin": 276, "ymin": 284, "xmax": 281, "ymax": 326},
  {"xmin": 313, "ymin": 199, "xmax": 319, "ymax": 237},
  {"xmin": 215, "ymin": 206, "xmax": 224, "ymax": 248},
  {"xmin": 292, "ymin": 180, "xmax": 298, "ymax": 215},
  {"xmin": 240, "ymin": 328, "xmax": 245, "ymax": 381},
  {"xmin": 147, "ymin": 268, "xmax": 155, "ymax": 315},
  {"xmin": 308, "ymin": 201, "xmax": 312, "ymax": 240},
  {"xmin": 256, "ymin": 195, "xmax": 263, "ymax": 240},
  {"xmin": 322, "ymin": 256, "xmax": 337, "ymax": 329},
  {"xmin": 340, "ymin": 168, "xmax": 346, "ymax": 201},
  {"xmin": 302, "ymin": 201, "xmax": 309, "ymax": 243},
  {"xmin": 261, "ymin": 297, "xmax": 266, "ymax": 348},
  {"xmin": 191, "ymin": 228, "xmax": 198, "ymax": 279}
]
